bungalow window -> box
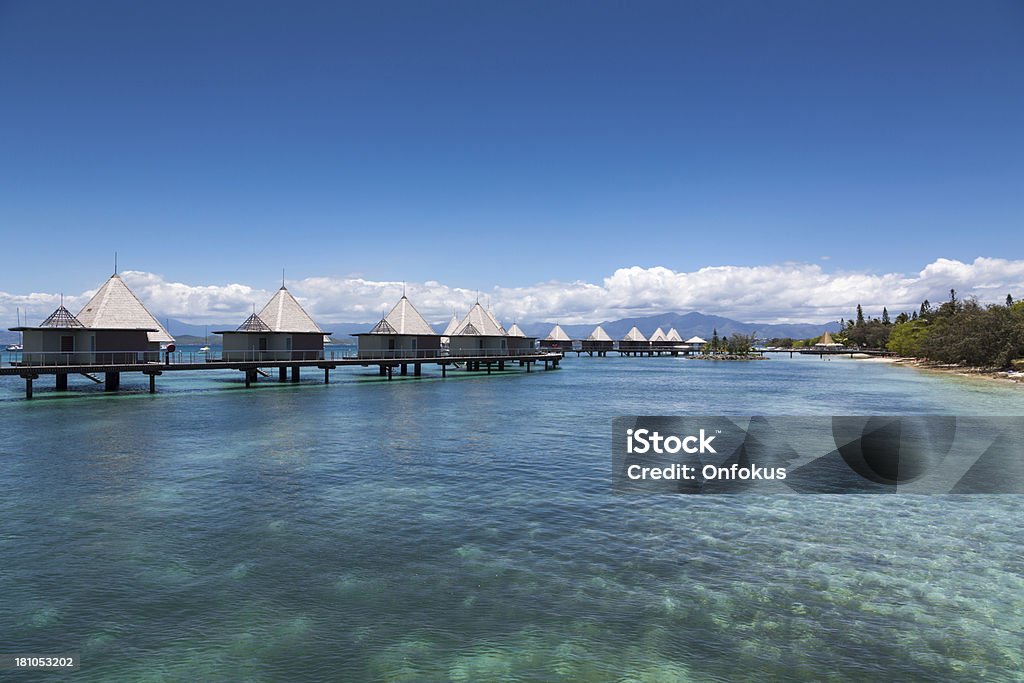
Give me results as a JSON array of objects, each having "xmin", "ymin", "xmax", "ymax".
[{"xmin": 61, "ymin": 335, "xmax": 75, "ymax": 353}]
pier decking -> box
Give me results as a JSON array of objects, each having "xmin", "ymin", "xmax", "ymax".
[{"xmin": 1, "ymin": 350, "xmax": 563, "ymax": 399}]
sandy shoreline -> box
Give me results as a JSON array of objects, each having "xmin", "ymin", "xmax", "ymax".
[{"xmin": 853, "ymin": 355, "xmax": 1024, "ymax": 384}]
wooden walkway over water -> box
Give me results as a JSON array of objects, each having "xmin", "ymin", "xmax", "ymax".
[{"xmin": 0, "ymin": 351, "xmax": 563, "ymax": 399}]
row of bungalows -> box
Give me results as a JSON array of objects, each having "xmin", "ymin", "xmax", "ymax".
[
  {"xmin": 355, "ymin": 298, "xmax": 537, "ymax": 359},
  {"xmin": 12, "ymin": 273, "xmax": 175, "ymax": 365}
]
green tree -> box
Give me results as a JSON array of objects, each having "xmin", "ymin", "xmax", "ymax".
[
  {"xmin": 882, "ymin": 307, "xmax": 890, "ymax": 325},
  {"xmin": 1008, "ymin": 294, "xmax": 1014, "ymax": 307},
  {"xmin": 856, "ymin": 304, "xmax": 865, "ymax": 326},
  {"xmin": 710, "ymin": 328, "xmax": 720, "ymax": 353},
  {"xmin": 887, "ymin": 320, "xmax": 930, "ymax": 357}
]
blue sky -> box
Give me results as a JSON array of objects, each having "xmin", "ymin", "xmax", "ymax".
[{"xmin": 1, "ymin": 1, "xmax": 1022, "ymax": 321}]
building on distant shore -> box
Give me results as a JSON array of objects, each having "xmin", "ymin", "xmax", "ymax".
[
  {"xmin": 217, "ymin": 284, "xmax": 328, "ymax": 361},
  {"xmin": 620, "ymin": 326, "xmax": 649, "ymax": 355},
  {"xmin": 581, "ymin": 325, "xmax": 614, "ymax": 356},
  {"xmin": 355, "ymin": 294, "xmax": 440, "ymax": 358},
  {"xmin": 12, "ymin": 273, "xmax": 173, "ymax": 365},
  {"xmin": 448, "ymin": 302, "xmax": 508, "ymax": 355},
  {"xmin": 540, "ymin": 324, "xmax": 572, "ymax": 352},
  {"xmin": 684, "ymin": 336, "xmax": 707, "ymax": 353},
  {"xmin": 814, "ymin": 331, "xmax": 842, "ymax": 348}
]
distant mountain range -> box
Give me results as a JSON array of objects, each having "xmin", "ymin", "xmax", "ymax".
[{"xmin": 0, "ymin": 312, "xmax": 839, "ymax": 346}]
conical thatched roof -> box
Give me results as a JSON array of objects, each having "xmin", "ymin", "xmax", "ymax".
[
  {"xmin": 258, "ymin": 286, "xmax": 322, "ymax": 333},
  {"xmin": 455, "ymin": 303, "xmax": 506, "ymax": 336},
  {"xmin": 545, "ymin": 324, "xmax": 570, "ymax": 341},
  {"xmin": 237, "ymin": 312, "xmax": 272, "ymax": 332},
  {"xmin": 815, "ymin": 330, "xmax": 841, "ymax": 347},
  {"xmin": 666, "ymin": 328, "xmax": 682, "ymax": 342},
  {"xmin": 507, "ymin": 323, "xmax": 526, "ymax": 337},
  {"xmin": 373, "ymin": 296, "xmax": 435, "ymax": 335},
  {"xmin": 76, "ymin": 274, "xmax": 173, "ymax": 343},
  {"xmin": 40, "ymin": 305, "xmax": 85, "ymax": 328},
  {"xmin": 685, "ymin": 336, "xmax": 707, "ymax": 345},
  {"xmin": 649, "ymin": 327, "xmax": 667, "ymax": 342},
  {"xmin": 587, "ymin": 325, "xmax": 612, "ymax": 341},
  {"xmin": 622, "ymin": 326, "xmax": 647, "ymax": 342},
  {"xmin": 442, "ymin": 314, "xmax": 460, "ymax": 337}
]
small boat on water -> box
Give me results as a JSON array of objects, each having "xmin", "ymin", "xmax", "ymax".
[
  {"xmin": 199, "ymin": 326, "xmax": 211, "ymax": 353},
  {"xmin": 7, "ymin": 308, "xmax": 24, "ymax": 351}
]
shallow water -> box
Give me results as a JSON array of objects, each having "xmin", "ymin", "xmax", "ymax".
[{"xmin": 1, "ymin": 353, "xmax": 1022, "ymax": 681}]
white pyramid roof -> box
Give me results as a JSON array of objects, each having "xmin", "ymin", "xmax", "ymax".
[
  {"xmin": 507, "ymin": 323, "xmax": 526, "ymax": 337},
  {"xmin": 258, "ymin": 286, "xmax": 323, "ymax": 333},
  {"xmin": 455, "ymin": 303, "xmax": 506, "ymax": 336},
  {"xmin": 76, "ymin": 274, "xmax": 174, "ymax": 343},
  {"xmin": 376, "ymin": 296, "xmax": 435, "ymax": 335},
  {"xmin": 545, "ymin": 324, "xmax": 570, "ymax": 341},
  {"xmin": 623, "ymin": 326, "xmax": 647, "ymax": 342},
  {"xmin": 685, "ymin": 336, "xmax": 707, "ymax": 345},
  {"xmin": 587, "ymin": 325, "xmax": 612, "ymax": 341},
  {"xmin": 649, "ymin": 327, "xmax": 667, "ymax": 342},
  {"xmin": 442, "ymin": 314, "xmax": 460, "ymax": 337},
  {"xmin": 666, "ymin": 328, "xmax": 682, "ymax": 342}
]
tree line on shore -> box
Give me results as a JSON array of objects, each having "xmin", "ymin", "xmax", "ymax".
[{"xmin": 768, "ymin": 290, "xmax": 1024, "ymax": 368}]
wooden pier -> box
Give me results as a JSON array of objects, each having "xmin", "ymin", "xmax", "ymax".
[{"xmin": 1, "ymin": 351, "xmax": 562, "ymax": 400}]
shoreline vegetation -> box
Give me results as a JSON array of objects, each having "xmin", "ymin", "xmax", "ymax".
[{"xmin": 769, "ymin": 289, "xmax": 1024, "ymax": 385}]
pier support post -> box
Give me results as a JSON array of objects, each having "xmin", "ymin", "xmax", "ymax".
[
  {"xmin": 400, "ymin": 363, "xmax": 408, "ymax": 376},
  {"xmin": 279, "ymin": 367, "xmax": 288, "ymax": 382},
  {"xmin": 387, "ymin": 365, "xmax": 393, "ymax": 380},
  {"xmin": 442, "ymin": 364, "xmax": 447, "ymax": 378},
  {"xmin": 526, "ymin": 362, "xmax": 531, "ymax": 372},
  {"xmin": 414, "ymin": 364, "xmax": 421, "ymax": 376},
  {"xmin": 25, "ymin": 376, "xmax": 34, "ymax": 400},
  {"xmin": 104, "ymin": 372, "xmax": 120, "ymax": 392},
  {"xmin": 291, "ymin": 365, "xmax": 300, "ymax": 383},
  {"xmin": 544, "ymin": 360, "xmax": 549, "ymax": 370},
  {"xmin": 486, "ymin": 362, "xmax": 492, "ymax": 375},
  {"xmin": 379, "ymin": 365, "xmax": 387, "ymax": 376},
  {"xmin": 498, "ymin": 360, "xmax": 504, "ymax": 371},
  {"xmin": 148, "ymin": 373, "xmax": 156, "ymax": 394},
  {"xmin": 324, "ymin": 368, "xmax": 330, "ymax": 384},
  {"xmin": 56, "ymin": 374, "xmax": 68, "ymax": 391}
]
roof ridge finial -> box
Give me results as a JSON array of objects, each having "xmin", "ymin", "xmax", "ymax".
[
  {"xmin": 402, "ymin": 281, "xmax": 406, "ymax": 298},
  {"xmin": 282, "ymin": 268, "xmax": 286, "ymax": 289},
  {"xmin": 114, "ymin": 251, "xmax": 118, "ymax": 276}
]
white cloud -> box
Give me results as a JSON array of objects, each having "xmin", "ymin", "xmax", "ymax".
[{"xmin": 2, "ymin": 257, "xmax": 1023, "ymax": 328}]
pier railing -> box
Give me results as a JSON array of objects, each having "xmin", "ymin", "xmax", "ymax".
[
  {"xmin": 355, "ymin": 348, "xmax": 541, "ymax": 360},
  {"xmin": 7, "ymin": 347, "xmax": 554, "ymax": 368}
]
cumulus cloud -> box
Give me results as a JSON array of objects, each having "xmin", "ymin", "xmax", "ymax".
[{"xmin": 2, "ymin": 258, "xmax": 1023, "ymax": 328}]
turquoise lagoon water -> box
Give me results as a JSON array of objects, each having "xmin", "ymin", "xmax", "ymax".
[{"xmin": 1, "ymin": 352, "xmax": 1023, "ymax": 681}]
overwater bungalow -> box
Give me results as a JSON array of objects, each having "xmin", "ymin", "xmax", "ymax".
[
  {"xmin": 448, "ymin": 303, "xmax": 508, "ymax": 355},
  {"xmin": 620, "ymin": 326, "xmax": 649, "ymax": 355},
  {"xmin": 217, "ymin": 285, "xmax": 328, "ymax": 361},
  {"xmin": 540, "ymin": 324, "xmax": 572, "ymax": 353},
  {"xmin": 666, "ymin": 328, "xmax": 683, "ymax": 344},
  {"xmin": 12, "ymin": 273, "xmax": 174, "ymax": 366},
  {"xmin": 355, "ymin": 295, "xmax": 440, "ymax": 358},
  {"xmin": 580, "ymin": 325, "xmax": 614, "ymax": 356},
  {"xmin": 649, "ymin": 326, "xmax": 673, "ymax": 352},
  {"xmin": 505, "ymin": 323, "xmax": 537, "ymax": 354}
]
